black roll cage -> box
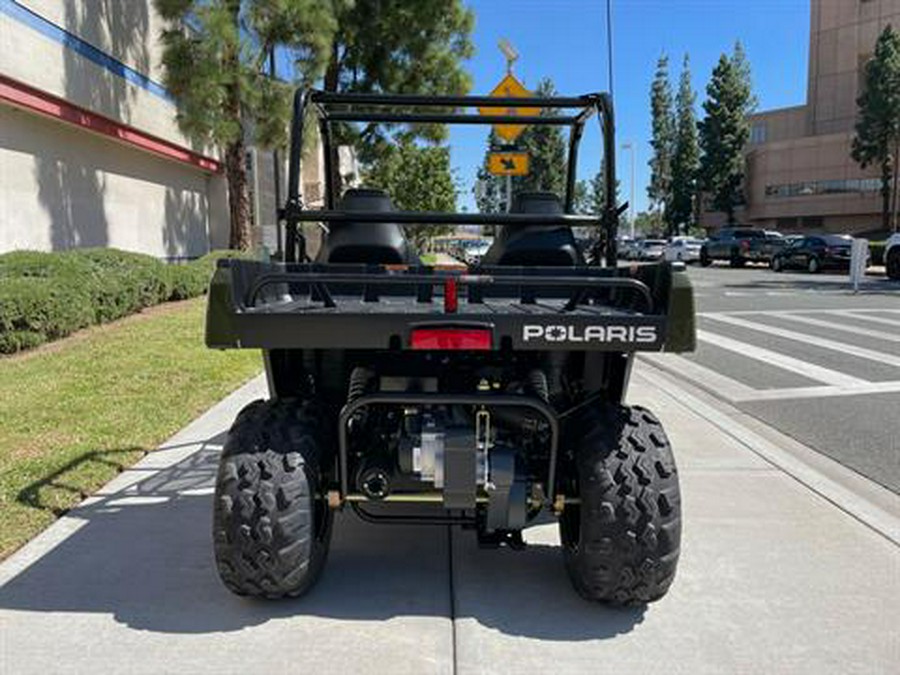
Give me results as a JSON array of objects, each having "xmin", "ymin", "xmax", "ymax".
[{"xmin": 281, "ymin": 89, "xmax": 621, "ymax": 266}]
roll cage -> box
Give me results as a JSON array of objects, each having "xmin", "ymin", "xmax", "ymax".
[{"xmin": 279, "ymin": 89, "xmax": 623, "ymax": 266}]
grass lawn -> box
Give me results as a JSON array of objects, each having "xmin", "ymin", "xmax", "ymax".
[{"xmin": 0, "ymin": 298, "xmax": 262, "ymax": 559}]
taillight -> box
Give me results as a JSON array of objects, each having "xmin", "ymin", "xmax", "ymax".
[{"xmin": 409, "ymin": 327, "xmax": 493, "ymax": 350}]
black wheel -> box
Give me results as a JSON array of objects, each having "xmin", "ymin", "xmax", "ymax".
[
  {"xmin": 559, "ymin": 404, "xmax": 681, "ymax": 605},
  {"xmin": 213, "ymin": 399, "xmax": 334, "ymax": 598},
  {"xmin": 886, "ymin": 248, "xmax": 900, "ymax": 281},
  {"xmin": 771, "ymin": 256, "xmax": 783, "ymax": 272},
  {"xmin": 807, "ymin": 256, "xmax": 820, "ymax": 274},
  {"xmin": 699, "ymin": 248, "xmax": 711, "ymax": 267}
]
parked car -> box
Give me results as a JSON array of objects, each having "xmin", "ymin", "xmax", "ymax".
[
  {"xmin": 462, "ymin": 239, "xmax": 492, "ymax": 265},
  {"xmin": 770, "ymin": 234, "xmax": 855, "ymax": 273},
  {"xmin": 885, "ymin": 233, "xmax": 900, "ymax": 280},
  {"xmin": 664, "ymin": 237, "xmax": 704, "ymax": 263},
  {"xmin": 700, "ymin": 227, "xmax": 771, "ymax": 267},
  {"xmin": 637, "ymin": 239, "xmax": 667, "ymax": 261}
]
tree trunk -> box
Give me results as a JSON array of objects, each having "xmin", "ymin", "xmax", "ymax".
[
  {"xmin": 224, "ymin": 0, "xmax": 251, "ymax": 250},
  {"xmin": 892, "ymin": 138, "xmax": 900, "ymax": 233},
  {"xmin": 225, "ymin": 139, "xmax": 252, "ymax": 250}
]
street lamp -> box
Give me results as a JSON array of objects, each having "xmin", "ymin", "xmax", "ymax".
[{"xmin": 620, "ymin": 141, "xmax": 636, "ymax": 239}]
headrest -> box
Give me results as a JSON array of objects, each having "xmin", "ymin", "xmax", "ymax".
[
  {"xmin": 512, "ymin": 192, "xmax": 563, "ymax": 215},
  {"xmin": 340, "ymin": 188, "xmax": 395, "ymax": 212}
]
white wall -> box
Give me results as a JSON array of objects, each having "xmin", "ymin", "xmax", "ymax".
[{"xmin": 0, "ymin": 105, "xmax": 210, "ymax": 257}]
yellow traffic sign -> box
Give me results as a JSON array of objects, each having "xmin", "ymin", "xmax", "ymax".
[
  {"xmin": 479, "ymin": 73, "xmax": 540, "ymax": 142},
  {"xmin": 488, "ymin": 151, "xmax": 530, "ymax": 176}
]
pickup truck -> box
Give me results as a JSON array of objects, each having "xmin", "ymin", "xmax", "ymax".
[{"xmin": 700, "ymin": 227, "xmax": 783, "ymax": 267}]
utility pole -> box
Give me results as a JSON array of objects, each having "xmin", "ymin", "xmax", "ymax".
[
  {"xmin": 269, "ymin": 46, "xmax": 283, "ymax": 259},
  {"xmin": 621, "ymin": 141, "xmax": 635, "ymax": 239},
  {"xmin": 498, "ymin": 39, "xmax": 519, "ymax": 213}
]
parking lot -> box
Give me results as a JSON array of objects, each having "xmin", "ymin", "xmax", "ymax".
[{"xmin": 2, "ymin": 261, "xmax": 898, "ymax": 674}]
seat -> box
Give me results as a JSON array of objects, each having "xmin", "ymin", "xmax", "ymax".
[
  {"xmin": 316, "ymin": 188, "xmax": 419, "ymax": 265},
  {"xmin": 479, "ymin": 192, "xmax": 584, "ymax": 266}
]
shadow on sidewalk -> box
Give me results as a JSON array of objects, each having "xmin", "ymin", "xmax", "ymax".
[{"xmin": 0, "ymin": 434, "xmax": 644, "ymax": 640}]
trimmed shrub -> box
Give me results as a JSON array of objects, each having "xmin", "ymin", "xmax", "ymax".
[
  {"xmin": 0, "ymin": 247, "xmax": 255, "ymax": 355},
  {"xmin": 0, "ymin": 277, "xmax": 95, "ymax": 354}
]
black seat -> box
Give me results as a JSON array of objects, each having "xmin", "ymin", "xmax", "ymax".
[
  {"xmin": 316, "ymin": 188, "xmax": 419, "ymax": 265},
  {"xmin": 480, "ymin": 192, "xmax": 584, "ymax": 266}
]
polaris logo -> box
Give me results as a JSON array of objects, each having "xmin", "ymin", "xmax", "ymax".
[{"xmin": 523, "ymin": 324, "xmax": 658, "ymax": 343}]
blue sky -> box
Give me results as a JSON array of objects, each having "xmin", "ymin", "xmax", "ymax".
[{"xmin": 451, "ymin": 0, "xmax": 810, "ymax": 213}]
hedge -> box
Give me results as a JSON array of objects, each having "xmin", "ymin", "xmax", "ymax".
[{"xmin": 0, "ymin": 248, "xmax": 251, "ymax": 355}]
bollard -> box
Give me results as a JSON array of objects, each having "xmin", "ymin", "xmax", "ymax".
[{"xmin": 849, "ymin": 238, "xmax": 869, "ymax": 293}]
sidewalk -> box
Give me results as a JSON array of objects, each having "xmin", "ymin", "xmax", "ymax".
[{"xmin": 0, "ymin": 368, "xmax": 897, "ymax": 674}]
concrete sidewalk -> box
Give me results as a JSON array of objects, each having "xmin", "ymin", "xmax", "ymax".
[{"xmin": 1, "ymin": 369, "xmax": 898, "ymax": 674}]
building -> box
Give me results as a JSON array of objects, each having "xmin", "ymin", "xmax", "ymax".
[
  {"xmin": 703, "ymin": 0, "xmax": 900, "ymax": 235},
  {"xmin": 0, "ymin": 0, "xmax": 332, "ymax": 259}
]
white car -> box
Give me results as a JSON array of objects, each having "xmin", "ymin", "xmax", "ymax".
[
  {"xmin": 638, "ymin": 239, "xmax": 668, "ymax": 261},
  {"xmin": 664, "ymin": 237, "xmax": 704, "ymax": 263},
  {"xmin": 463, "ymin": 239, "xmax": 492, "ymax": 266},
  {"xmin": 885, "ymin": 233, "xmax": 900, "ymax": 280}
]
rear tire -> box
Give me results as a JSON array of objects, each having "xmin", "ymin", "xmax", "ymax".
[
  {"xmin": 886, "ymin": 248, "xmax": 900, "ymax": 281},
  {"xmin": 807, "ymin": 256, "xmax": 820, "ymax": 274},
  {"xmin": 559, "ymin": 404, "xmax": 681, "ymax": 605},
  {"xmin": 771, "ymin": 256, "xmax": 783, "ymax": 272},
  {"xmin": 213, "ymin": 399, "xmax": 334, "ymax": 599}
]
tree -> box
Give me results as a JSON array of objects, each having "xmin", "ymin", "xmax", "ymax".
[
  {"xmin": 671, "ymin": 54, "xmax": 700, "ymax": 234},
  {"xmin": 648, "ymin": 54, "xmax": 675, "ymax": 230},
  {"xmin": 156, "ymin": 0, "xmax": 336, "ymax": 250},
  {"xmin": 323, "ymin": 1, "xmax": 474, "ymax": 190},
  {"xmin": 363, "ymin": 139, "xmax": 457, "ymax": 249},
  {"xmin": 698, "ymin": 42, "xmax": 756, "ymax": 224},
  {"xmin": 852, "ymin": 25, "xmax": 900, "ymax": 233},
  {"xmin": 473, "ymin": 78, "xmax": 568, "ymax": 212}
]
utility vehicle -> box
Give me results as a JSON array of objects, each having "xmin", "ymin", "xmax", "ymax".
[{"xmin": 206, "ymin": 89, "xmax": 695, "ymax": 604}]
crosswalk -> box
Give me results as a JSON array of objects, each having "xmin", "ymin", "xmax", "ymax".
[{"xmin": 642, "ymin": 308, "xmax": 900, "ymax": 403}]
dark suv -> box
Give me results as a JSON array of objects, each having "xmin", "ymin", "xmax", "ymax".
[{"xmin": 700, "ymin": 227, "xmax": 771, "ymax": 267}]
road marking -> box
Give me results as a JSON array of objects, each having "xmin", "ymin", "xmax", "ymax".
[
  {"xmin": 773, "ymin": 313, "xmax": 900, "ymax": 342},
  {"xmin": 700, "ymin": 308, "xmax": 900, "ymax": 317},
  {"xmin": 732, "ymin": 380, "xmax": 900, "ymax": 402},
  {"xmin": 828, "ymin": 310, "xmax": 900, "ymax": 328},
  {"xmin": 641, "ymin": 353, "xmax": 757, "ymax": 402},
  {"xmin": 703, "ymin": 314, "xmax": 900, "ymax": 367},
  {"xmin": 697, "ymin": 329, "xmax": 868, "ymax": 386}
]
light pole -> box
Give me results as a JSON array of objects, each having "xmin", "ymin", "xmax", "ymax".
[{"xmin": 620, "ymin": 141, "xmax": 635, "ymax": 239}]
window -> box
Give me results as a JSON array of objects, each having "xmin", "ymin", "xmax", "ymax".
[
  {"xmin": 764, "ymin": 179, "xmax": 882, "ymax": 199},
  {"xmin": 749, "ymin": 122, "xmax": 767, "ymax": 144}
]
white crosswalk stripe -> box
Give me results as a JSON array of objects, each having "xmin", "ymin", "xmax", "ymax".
[
  {"xmin": 644, "ymin": 309, "xmax": 900, "ymax": 404},
  {"xmin": 702, "ymin": 313, "xmax": 900, "ymax": 367}
]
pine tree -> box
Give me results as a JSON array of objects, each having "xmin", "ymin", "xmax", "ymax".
[
  {"xmin": 648, "ymin": 54, "xmax": 675, "ymax": 231},
  {"xmin": 698, "ymin": 42, "xmax": 755, "ymax": 225},
  {"xmin": 155, "ymin": 0, "xmax": 336, "ymax": 250},
  {"xmin": 852, "ymin": 25, "xmax": 900, "ymax": 233},
  {"xmin": 322, "ymin": 0, "xmax": 474, "ymax": 190},
  {"xmin": 671, "ymin": 54, "xmax": 700, "ymax": 234}
]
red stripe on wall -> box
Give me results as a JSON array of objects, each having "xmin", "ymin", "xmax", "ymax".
[{"xmin": 0, "ymin": 74, "xmax": 221, "ymax": 173}]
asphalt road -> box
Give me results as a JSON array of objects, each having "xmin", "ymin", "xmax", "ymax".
[{"xmin": 645, "ymin": 262, "xmax": 900, "ymax": 493}]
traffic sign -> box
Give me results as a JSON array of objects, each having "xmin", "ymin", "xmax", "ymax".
[
  {"xmin": 479, "ymin": 73, "xmax": 540, "ymax": 142},
  {"xmin": 488, "ymin": 151, "xmax": 530, "ymax": 176}
]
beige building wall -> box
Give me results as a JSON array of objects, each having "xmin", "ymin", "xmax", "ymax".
[
  {"xmin": 0, "ymin": 0, "xmax": 227, "ymax": 258},
  {"xmin": 705, "ymin": 0, "xmax": 900, "ymax": 235}
]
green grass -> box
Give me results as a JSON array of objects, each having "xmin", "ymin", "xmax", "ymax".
[
  {"xmin": 419, "ymin": 253, "xmax": 438, "ymax": 265},
  {"xmin": 0, "ymin": 298, "xmax": 262, "ymax": 559}
]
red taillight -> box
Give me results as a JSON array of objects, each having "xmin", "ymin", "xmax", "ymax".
[{"xmin": 409, "ymin": 328, "xmax": 492, "ymax": 350}]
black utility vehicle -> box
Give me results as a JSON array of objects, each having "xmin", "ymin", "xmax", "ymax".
[
  {"xmin": 205, "ymin": 89, "xmax": 695, "ymax": 605},
  {"xmin": 771, "ymin": 234, "xmax": 854, "ymax": 273}
]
